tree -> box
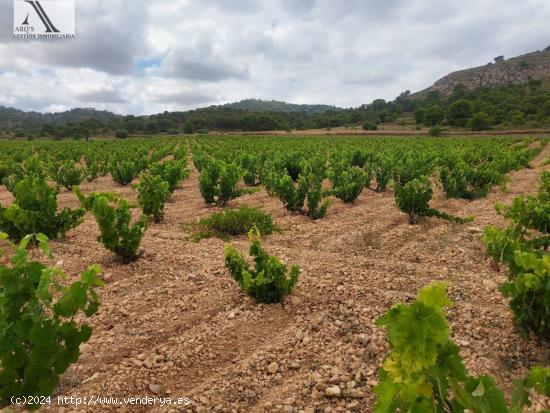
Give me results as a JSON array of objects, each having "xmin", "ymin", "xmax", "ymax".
[
  {"xmin": 423, "ymin": 105, "xmax": 445, "ymax": 126},
  {"xmin": 115, "ymin": 129, "xmax": 128, "ymax": 139},
  {"xmin": 447, "ymin": 99, "xmax": 473, "ymax": 127},
  {"xmin": 144, "ymin": 121, "xmax": 158, "ymax": 135},
  {"xmin": 451, "ymin": 83, "xmax": 467, "ymax": 100},
  {"xmin": 510, "ymin": 110, "xmax": 526, "ymax": 126},
  {"xmin": 414, "ymin": 108, "xmax": 426, "ymax": 124},
  {"xmin": 183, "ymin": 122, "xmax": 194, "ymax": 134},
  {"xmin": 468, "ymin": 111, "xmax": 492, "ymax": 130},
  {"xmin": 425, "ymin": 90, "xmax": 441, "ymax": 103}
]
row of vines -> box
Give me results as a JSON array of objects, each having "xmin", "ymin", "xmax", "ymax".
[{"xmin": 0, "ymin": 135, "xmax": 548, "ymax": 410}]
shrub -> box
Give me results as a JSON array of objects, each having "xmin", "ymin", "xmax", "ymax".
[
  {"xmin": 429, "ymin": 125, "xmax": 442, "ymax": 137},
  {"xmin": 187, "ymin": 205, "xmax": 277, "ymax": 242},
  {"xmin": 272, "ymin": 165, "xmax": 331, "ymax": 219},
  {"xmin": 273, "ymin": 172, "xmax": 307, "ymax": 212},
  {"xmin": 483, "ymin": 172, "xmax": 550, "ymax": 338},
  {"xmin": 199, "ymin": 160, "xmax": 249, "ymax": 206},
  {"xmin": 134, "ymin": 172, "xmax": 170, "ymax": 223},
  {"xmin": 115, "ymin": 129, "xmax": 128, "ymax": 139},
  {"xmin": 1, "ymin": 155, "xmax": 48, "ymax": 192},
  {"xmin": 110, "ymin": 160, "xmax": 139, "ymax": 185},
  {"xmin": 0, "ymin": 176, "xmax": 84, "ymax": 241},
  {"xmin": 303, "ymin": 169, "xmax": 331, "ymax": 219},
  {"xmin": 395, "ymin": 176, "xmax": 432, "ymax": 223},
  {"xmin": 85, "ymin": 161, "xmax": 100, "ymax": 182},
  {"xmin": 500, "ymin": 251, "xmax": 549, "ymax": 339},
  {"xmin": 281, "ymin": 152, "xmax": 304, "ymax": 182},
  {"xmin": 362, "ymin": 121, "xmax": 378, "ymax": 131},
  {"xmin": 439, "ymin": 162, "xmax": 503, "ymax": 199},
  {"xmin": 349, "ymin": 149, "xmax": 368, "ymax": 168},
  {"xmin": 75, "ymin": 189, "xmax": 148, "ymax": 263},
  {"xmin": 173, "ymin": 144, "xmax": 188, "ymax": 161},
  {"xmin": 373, "ymin": 160, "xmax": 392, "ymax": 192},
  {"xmin": 224, "ymin": 229, "xmax": 299, "ymax": 303},
  {"xmin": 0, "ymin": 159, "xmax": 16, "ymax": 181},
  {"xmin": 374, "ymin": 282, "xmax": 549, "ymax": 413},
  {"xmin": 499, "ymin": 171, "xmax": 549, "ymax": 233},
  {"xmin": 199, "ymin": 164, "xmax": 218, "ymax": 204},
  {"xmin": 240, "ymin": 153, "xmax": 260, "ymax": 186},
  {"xmin": 395, "ymin": 176, "xmax": 471, "ymax": 224},
  {"xmin": 327, "ymin": 163, "xmax": 365, "ymax": 203},
  {"xmin": 0, "ymin": 233, "xmax": 103, "ymax": 410},
  {"xmin": 149, "ymin": 159, "xmax": 190, "ymax": 194},
  {"xmin": 52, "ymin": 160, "xmax": 85, "ymax": 190}
]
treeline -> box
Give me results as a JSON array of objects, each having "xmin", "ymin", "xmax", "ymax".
[
  {"xmin": 2, "ymin": 80, "xmax": 550, "ymax": 139},
  {"xmin": 412, "ymin": 80, "xmax": 550, "ymax": 130}
]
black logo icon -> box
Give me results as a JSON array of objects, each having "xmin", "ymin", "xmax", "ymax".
[{"xmin": 23, "ymin": 1, "xmax": 59, "ymax": 32}]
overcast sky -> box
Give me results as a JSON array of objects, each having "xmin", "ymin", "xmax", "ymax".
[{"xmin": 0, "ymin": 0, "xmax": 549, "ymax": 115}]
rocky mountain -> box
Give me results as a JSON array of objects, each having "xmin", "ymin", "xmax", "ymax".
[{"xmin": 415, "ymin": 46, "xmax": 550, "ymax": 97}]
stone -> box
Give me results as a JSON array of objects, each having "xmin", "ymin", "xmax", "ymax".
[
  {"xmin": 267, "ymin": 362, "xmax": 278, "ymax": 374},
  {"xmin": 290, "ymin": 296, "xmax": 301, "ymax": 305},
  {"xmin": 357, "ymin": 334, "xmax": 370, "ymax": 345},
  {"xmin": 82, "ymin": 372, "xmax": 99, "ymax": 384},
  {"xmin": 348, "ymin": 389, "xmax": 366, "ymax": 398},
  {"xmin": 346, "ymin": 401, "xmax": 360, "ymax": 411},
  {"xmin": 324, "ymin": 386, "xmax": 341, "ymax": 397}
]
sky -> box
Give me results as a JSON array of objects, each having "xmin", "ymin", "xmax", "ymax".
[{"xmin": 0, "ymin": 0, "xmax": 549, "ymax": 115}]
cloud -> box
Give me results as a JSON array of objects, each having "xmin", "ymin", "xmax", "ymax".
[
  {"xmin": 0, "ymin": 0, "xmax": 548, "ymax": 114},
  {"xmin": 160, "ymin": 55, "xmax": 248, "ymax": 81},
  {"xmin": 4, "ymin": 1, "xmax": 152, "ymax": 75},
  {"xmin": 151, "ymin": 90, "xmax": 217, "ymax": 105},
  {"xmin": 75, "ymin": 89, "xmax": 128, "ymax": 103}
]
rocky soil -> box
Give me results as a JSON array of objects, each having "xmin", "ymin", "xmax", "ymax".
[{"xmin": 1, "ymin": 140, "xmax": 549, "ymax": 413}]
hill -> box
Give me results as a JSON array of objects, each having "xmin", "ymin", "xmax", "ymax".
[
  {"xmin": 414, "ymin": 46, "xmax": 550, "ymax": 97},
  {"xmin": 0, "ymin": 106, "xmax": 121, "ymax": 131},
  {"xmin": 221, "ymin": 99, "xmax": 343, "ymax": 114}
]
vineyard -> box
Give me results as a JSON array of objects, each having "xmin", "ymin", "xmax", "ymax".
[{"xmin": 0, "ymin": 135, "xmax": 549, "ymax": 412}]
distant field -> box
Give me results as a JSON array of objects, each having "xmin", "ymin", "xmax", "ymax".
[{"xmin": 212, "ymin": 126, "xmax": 550, "ymax": 136}]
